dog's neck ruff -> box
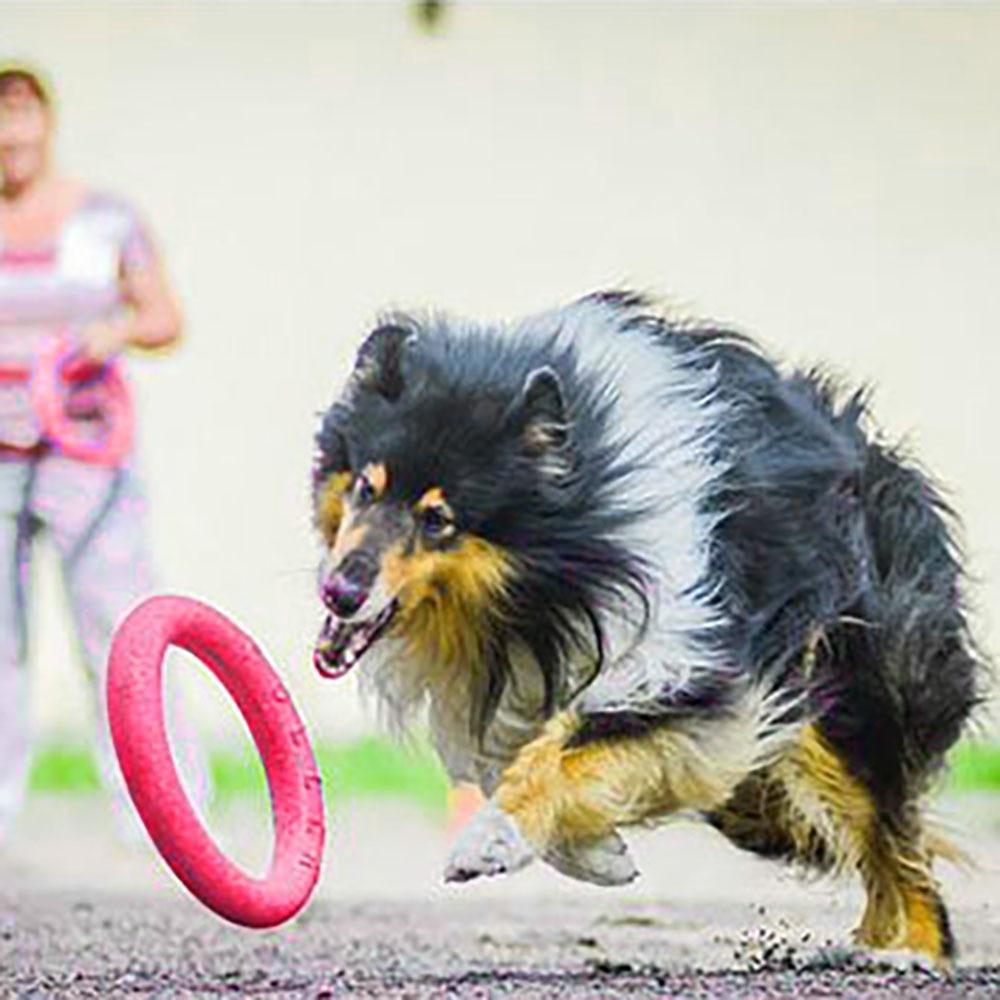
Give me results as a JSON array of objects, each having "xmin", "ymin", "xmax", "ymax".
[{"xmin": 524, "ymin": 298, "xmax": 732, "ymax": 718}]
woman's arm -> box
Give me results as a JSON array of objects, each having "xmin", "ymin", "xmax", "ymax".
[{"xmin": 79, "ymin": 243, "xmax": 184, "ymax": 362}]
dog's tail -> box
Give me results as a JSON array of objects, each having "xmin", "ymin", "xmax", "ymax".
[{"xmin": 858, "ymin": 440, "xmax": 985, "ymax": 785}]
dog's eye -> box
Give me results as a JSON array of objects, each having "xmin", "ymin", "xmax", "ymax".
[
  {"xmin": 422, "ymin": 506, "xmax": 454, "ymax": 540},
  {"xmin": 355, "ymin": 475, "xmax": 376, "ymax": 506}
]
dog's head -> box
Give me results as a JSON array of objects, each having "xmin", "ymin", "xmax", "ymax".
[
  {"xmin": 311, "ymin": 314, "xmax": 648, "ymax": 732},
  {"xmin": 312, "ymin": 320, "xmax": 572, "ymax": 671}
]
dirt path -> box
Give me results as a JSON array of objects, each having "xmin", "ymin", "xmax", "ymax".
[{"xmin": 2, "ymin": 796, "xmax": 999, "ymax": 998}]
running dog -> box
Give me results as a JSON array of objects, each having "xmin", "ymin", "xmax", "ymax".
[{"xmin": 311, "ymin": 291, "xmax": 983, "ymax": 965}]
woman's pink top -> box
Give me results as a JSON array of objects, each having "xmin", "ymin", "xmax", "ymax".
[{"xmin": 0, "ymin": 191, "xmax": 153, "ymax": 449}]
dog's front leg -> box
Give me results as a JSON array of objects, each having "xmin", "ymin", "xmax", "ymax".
[
  {"xmin": 444, "ymin": 794, "xmax": 637, "ymax": 886},
  {"xmin": 444, "ymin": 702, "xmax": 763, "ymax": 886},
  {"xmin": 443, "ymin": 710, "xmax": 643, "ymax": 886},
  {"xmin": 444, "ymin": 798, "xmax": 537, "ymax": 882}
]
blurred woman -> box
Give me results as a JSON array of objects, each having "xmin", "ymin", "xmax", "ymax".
[{"xmin": 0, "ymin": 63, "xmax": 205, "ymax": 840}]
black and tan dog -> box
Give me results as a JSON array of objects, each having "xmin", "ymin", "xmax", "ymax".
[{"xmin": 311, "ymin": 291, "xmax": 983, "ymax": 966}]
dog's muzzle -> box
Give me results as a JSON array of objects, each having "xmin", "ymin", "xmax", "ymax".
[{"xmin": 314, "ymin": 551, "xmax": 398, "ymax": 679}]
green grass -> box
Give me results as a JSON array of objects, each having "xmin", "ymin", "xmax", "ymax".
[
  {"xmin": 29, "ymin": 736, "xmax": 451, "ymax": 811},
  {"xmin": 28, "ymin": 738, "xmax": 1000, "ymax": 803},
  {"xmin": 948, "ymin": 742, "xmax": 1000, "ymax": 793},
  {"xmin": 207, "ymin": 736, "xmax": 450, "ymax": 812},
  {"xmin": 29, "ymin": 743, "xmax": 104, "ymax": 794}
]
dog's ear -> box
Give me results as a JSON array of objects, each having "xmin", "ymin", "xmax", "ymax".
[
  {"xmin": 352, "ymin": 323, "xmax": 415, "ymax": 401},
  {"xmin": 520, "ymin": 366, "xmax": 573, "ymax": 479}
]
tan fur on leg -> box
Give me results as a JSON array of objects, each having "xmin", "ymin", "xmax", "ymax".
[
  {"xmin": 772, "ymin": 725, "xmax": 953, "ymax": 965},
  {"xmin": 495, "ymin": 687, "xmax": 795, "ymax": 852}
]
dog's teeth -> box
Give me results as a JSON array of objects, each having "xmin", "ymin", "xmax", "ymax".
[{"xmin": 317, "ymin": 599, "xmax": 397, "ymax": 681}]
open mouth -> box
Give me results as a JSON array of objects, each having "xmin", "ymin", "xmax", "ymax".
[{"xmin": 313, "ymin": 599, "xmax": 398, "ymax": 679}]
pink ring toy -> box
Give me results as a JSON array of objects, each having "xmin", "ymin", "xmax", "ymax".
[
  {"xmin": 31, "ymin": 334, "xmax": 134, "ymax": 466},
  {"xmin": 107, "ymin": 595, "xmax": 326, "ymax": 928}
]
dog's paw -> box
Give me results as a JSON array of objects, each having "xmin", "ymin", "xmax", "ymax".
[
  {"xmin": 543, "ymin": 831, "xmax": 639, "ymax": 886},
  {"xmin": 443, "ymin": 800, "xmax": 536, "ymax": 883}
]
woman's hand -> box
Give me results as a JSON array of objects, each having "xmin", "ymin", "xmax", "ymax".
[
  {"xmin": 79, "ymin": 319, "xmax": 131, "ymax": 364},
  {"xmin": 77, "ymin": 261, "xmax": 184, "ymax": 364}
]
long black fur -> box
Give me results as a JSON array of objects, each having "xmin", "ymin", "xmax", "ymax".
[
  {"xmin": 316, "ymin": 314, "xmax": 652, "ymax": 736},
  {"xmin": 315, "ymin": 291, "xmax": 985, "ymax": 813},
  {"xmin": 573, "ymin": 293, "xmax": 985, "ymax": 813}
]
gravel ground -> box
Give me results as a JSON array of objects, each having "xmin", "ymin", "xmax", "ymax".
[{"xmin": 2, "ymin": 794, "xmax": 999, "ymax": 998}]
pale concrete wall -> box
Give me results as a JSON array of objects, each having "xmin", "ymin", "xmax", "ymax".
[{"xmin": 3, "ymin": 2, "xmax": 998, "ymax": 747}]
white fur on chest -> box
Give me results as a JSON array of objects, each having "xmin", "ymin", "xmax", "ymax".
[{"xmin": 525, "ymin": 301, "xmax": 732, "ymax": 716}]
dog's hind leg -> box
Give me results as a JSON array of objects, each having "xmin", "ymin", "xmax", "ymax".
[
  {"xmin": 445, "ymin": 686, "xmax": 789, "ymax": 885},
  {"xmin": 719, "ymin": 723, "xmax": 956, "ymax": 967},
  {"xmin": 707, "ymin": 766, "xmax": 838, "ymax": 872}
]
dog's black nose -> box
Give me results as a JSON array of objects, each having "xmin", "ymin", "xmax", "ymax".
[
  {"xmin": 323, "ymin": 575, "xmax": 367, "ymax": 618},
  {"xmin": 322, "ymin": 550, "xmax": 377, "ymax": 618}
]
